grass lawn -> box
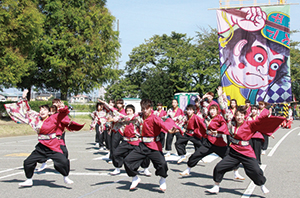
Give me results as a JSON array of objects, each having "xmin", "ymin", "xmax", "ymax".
[{"xmin": 0, "ymin": 115, "xmax": 91, "ymax": 138}]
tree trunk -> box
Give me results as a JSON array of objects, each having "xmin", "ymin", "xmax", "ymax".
[
  {"xmin": 27, "ymin": 87, "xmax": 31, "ymax": 101},
  {"xmin": 61, "ymin": 92, "xmax": 68, "ymax": 101}
]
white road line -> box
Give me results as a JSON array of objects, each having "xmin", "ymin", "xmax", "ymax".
[
  {"xmin": 0, "ymin": 159, "xmax": 77, "ymax": 179},
  {"xmin": 0, "ymin": 166, "xmax": 23, "ymax": 174},
  {"xmin": 0, "ymin": 172, "xmax": 23, "ymax": 180},
  {"xmin": 268, "ymin": 127, "xmax": 300, "ymax": 157},
  {"xmin": 44, "ymin": 172, "xmax": 128, "ymax": 177},
  {"xmin": 241, "ymin": 164, "xmax": 266, "ymax": 198}
]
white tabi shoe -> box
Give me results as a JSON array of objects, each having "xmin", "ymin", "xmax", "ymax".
[
  {"xmin": 261, "ymin": 150, "xmax": 266, "ymax": 155},
  {"xmin": 107, "ymin": 160, "xmax": 113, "ymax": 164},
  {"xmin": 179, "ymin": 167, "xmax": 191, "ymax": 176},
  {"xmin": 37, "ymin": 162, "xmax": 47, "ymax": 172},
  {"xmin": 234, "ymin": 170, "xmax": 245, "ymax": 180},
  {"xmin": 206, "ymin": 185, "xmax": 219, "ymax": 194},
  {"xmin": 143, "ymin": 168, "xmax": 152, "ymax": 177},
  {"xmin": 64, "ymin": 176, "xmax": 74, "ymax": 184},
  {"xmin": 159, "ymin": 177, "xmax": 167, "ymax": 192},
  {"xmin": 164, "ymin": 151, "xmax": 171, "ymax": 157},
  {"xmin": 177, "ymin": 155, "xmax": 187, "ymax": 164},
  {"xmin": 99, "ymin": 146, "xmax": 105, "ymax": 151},
  {"xmin": 129, "ymin": 176, "xmax": 141, "ymax": 190},
  {"xmin": 95, "ymin": 143, "xmax": 100, "ymax": 147},
  {"xmin": 260, "ymin": 185, "xmax": 270, "ymax": 194},
  {"xmin": 110, "ymin": 168, "xmax": 121, "ymax": 175},
  {"xmin": 19, "ymin": 179, "xmax": 33, "ymax": 187}
]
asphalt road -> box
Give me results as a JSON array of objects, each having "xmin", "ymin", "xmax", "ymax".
[{"xmin": 0, "ymin": 121, "xmax": 300, "ymax": 198}]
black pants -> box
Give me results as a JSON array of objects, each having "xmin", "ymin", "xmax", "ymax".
[
  {"xmin": 95, "ymin": 123, "xmax": 105, "ymax": 147},
  {"xmin": 159, "ymin": 132, "xmax": 166, "ymax": 148},
  {"xmin": 249, "ymin": 138, "xmax": 263, "ymax": 165},
  {"xmin": 165, "ymin": 132, "xmax": 180, "ymax": 151},
  {"xmin": 113, "ymin": 141, "xmax": 150, "ymax": 168},
  {"xmin": 187, "ymin": 138, "xmax": 228, "ymax": 168},
  {"xmin": 175, "ymin": 133, "xmax": 202, "ymax": 156},
  {"xmin": 40, "ymin": 143, "xmax": 68, "ymax": 163},
  {"xmin": 262, "ymin": 134, "xmax": 269, "ymax": 150},
  {"xmin": 124, "ymin": 142, "xmax": 168, "ymax": 178},
  {"xmin": 24, "ymin": 143, "xmax": 70, "ymax": 178},
  {"xmin": 109, "ymin": 132, "xmax": 123, "ymax": 160},
  {"xmin": 213, "ymin": 148, "xmax": 266, "ymax": 185}
]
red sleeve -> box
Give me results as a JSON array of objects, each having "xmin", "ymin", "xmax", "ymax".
[
  {"xmin": 155, "ymin": 116, "xmax": 174, "ymax": 133},
  {"xmin": 194, "ymin": 116, "xmax": 207, "ymax": 138},
  {"xmin": 250, "ymin": 109, "xmax": 285, "ymax": 135},
  {"xmin": 216, "ymin": 115, "xmax": 229, "ymax": 135},
  {"xmin": 57, "ymin": 106, "xmax": 70, "ymax": 122},
  {"xmin": 67, "ymin": 121, "xmax": 85, "ymax": 131}
]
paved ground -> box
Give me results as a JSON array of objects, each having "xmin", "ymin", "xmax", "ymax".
[{"xmin": 0, "ymin": 121, "xmax": 300, "ymax": 198}]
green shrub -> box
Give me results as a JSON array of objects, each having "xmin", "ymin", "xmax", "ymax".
[{"xmin": 70, "ymin": 104, "xmax": 95, "ymax": 112}]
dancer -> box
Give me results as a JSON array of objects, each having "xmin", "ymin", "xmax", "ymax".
[
  {"xmin": 245, "ymin": 99, "xmax": 252, "ymax": 117},
  {"xmin": 38, "ymin": 100, "xmax": 84, "ymax": 172},
  {"xmin": 153, "ymin": 102, "xmax": 167, "ymax": 148},
  {"xmin": 206, "ymin": 106, "xmax": 284, "ymax": 194},
  {"xmin": 248, "ymin": 105, "xmax": 265, "ymax": 165},
  {"xmin": 258, "ymin": 101, "xmax": 269, "ymax": 155},
  {"xmin": 180, "ymin": 105, "xmax": 244, "ymax": 180},
  {"xmin": 106, "ymin": 104, "xmax": 151, "ymax": 176},
  {"xmin": 111, "ymin": 99, "xmax": 176, "ymax": 191},
  {"xmin": 164, "ymin": 99, "xmax": 185, "ymax": 157},
  {"xmin": 4, "ymin": 90, "xmax": 74, "ymax": 187},
  {"xmin": 174, "ymin": 104, "xmax": 204, "ymax": 164},
  {"xmin": 90, "ymin": 102, "xmax": 108, "ymax": 150},
  {"xmin": 199, "ymin": 91, "xmax": 221, "ymax": 118},
  {"xmin": 194, "ymin": 98, "xmax": 203, "ymax": 118}
]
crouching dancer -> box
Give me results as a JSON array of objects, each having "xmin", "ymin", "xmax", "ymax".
[
  {"xmin": 4, "ymin": 90, "xmax": 74, "ymax": 187},
  {"xmin": 206, "ymin": 106, "xmax": 285, "ymax": 195},
  {"xmin": 121, "ymin": 99, "xmax": 176, "ymax": 191}
]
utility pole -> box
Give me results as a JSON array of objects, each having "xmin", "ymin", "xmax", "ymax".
[{"xmin": 117, "ymin": 19, "xmax": 120, "ymax": 70}]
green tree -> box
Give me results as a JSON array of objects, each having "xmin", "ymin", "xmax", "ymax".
[
  {"xmin": 31, "ymin": 0, "xmax": 120, "ymax": 100},
  {"xmin": 290, "ymin": 40, "xmax": 300, "ymax": 100},
  {"xmin": 119, "ymin": 30, "xmax": 220, "ymax": 107},
  {"xmin": 104, "ymin": 78, "xmax": 140, "ymax": 101},
  {"xmin": 194, "ymin": 28, "xmax": 220, "ymax": 95},
  {"xmin": 0, "ymin": 0, "xmax": 44, "ymax": 91}
]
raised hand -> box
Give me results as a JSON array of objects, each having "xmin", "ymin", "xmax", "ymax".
[
  {"xmin": 231, "ymin": 7, "xmax": 267, "ymax": 31},
  {"xmin": 22, "ymin": 89, "xmax": 29, "ymax": 99},
  {"xmin": 217, "ymin": 86, "xmax": 223, "ymax": 96}
]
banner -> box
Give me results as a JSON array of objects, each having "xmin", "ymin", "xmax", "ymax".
[{"xmin": 217, "ymin": 5, "xmax": 291, "ymax": 105}]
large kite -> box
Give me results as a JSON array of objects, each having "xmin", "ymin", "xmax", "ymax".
[{"xmin": 217, "ymin": 5, "xmax": 291, "ymax": 105}]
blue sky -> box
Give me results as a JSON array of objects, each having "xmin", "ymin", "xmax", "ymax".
[{"xmin": 106, "ymin": 0, "xmax": 300, "ymax": 69}]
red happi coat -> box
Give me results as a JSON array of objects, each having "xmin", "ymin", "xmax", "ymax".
[
  {"xmin": 140, "ymin": 113, "xmax": 175, "ymax": 151},
  {"xmin": 153, "ymin": 109, "xmax": 167, "ymax": 118},
  {"xmin": 122, "ymin": 123, "xmax": 141, "ymax": 146},
  {"xmin": 206, "ymin": 114, "xmax": 229, "ymax": 147},
  {"xmin": 229, "ymin": 110, "xmax": 284, "ymax": 158},
  {"xmin": 245, "ymin": 106, "xmax": 252, "ymax": 118},
  {"xmin": 113, "ymin": 112, "xmax": 176, "ymax": 151},
  {"xmin": 184, "ymin": 114, "xmax": 206, "ymax": 139},
  {"xmin": 247, "ymin": 115, "xmax": 264, "ymax": 141}
]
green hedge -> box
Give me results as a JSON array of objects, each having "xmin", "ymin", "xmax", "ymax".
[{"xmin": 70, "ymin": 104, "xmax": 95, "ymax": 112}]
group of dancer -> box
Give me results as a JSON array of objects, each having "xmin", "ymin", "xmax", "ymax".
[
  {"xmin": 89, "ymin": 86, "xmax": 285, "ymax": 194},
  {"xmin": 4, "ymin": 87, "xmax": 285, "ymax": 195}
]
